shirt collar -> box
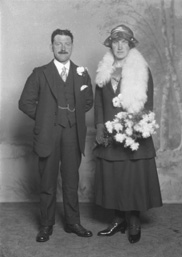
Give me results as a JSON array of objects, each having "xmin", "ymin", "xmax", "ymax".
[{"xmin": 54, "ymin": 59, "xmax": 70, "ymax": 74}]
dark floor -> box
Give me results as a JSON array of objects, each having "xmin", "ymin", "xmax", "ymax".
[{"xmin": 0, "ymin": 203, "xmax": 182, "ymax": 257}]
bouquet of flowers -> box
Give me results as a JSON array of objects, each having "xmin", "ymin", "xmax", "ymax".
[{"xmin": 104, "ymin": 111, "xmax": 159, "ymax": 151}]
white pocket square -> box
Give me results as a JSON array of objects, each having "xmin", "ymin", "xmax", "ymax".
[{"xmin": 80, "ymin": 85, "xmax": 88, "ymax": 91}]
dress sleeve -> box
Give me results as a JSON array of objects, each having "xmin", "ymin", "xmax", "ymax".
[
  {"xmin": 94, "ymin": 85, "xmax": 104, "ymax": 127},
  {"xmin": 144, "ymin": 68, "xmax": 154, "ymax": 111}
]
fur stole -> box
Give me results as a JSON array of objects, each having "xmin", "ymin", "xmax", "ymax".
[{"xmin": 95, "ymin": 48, "xmax": 149, "ymax": 113}]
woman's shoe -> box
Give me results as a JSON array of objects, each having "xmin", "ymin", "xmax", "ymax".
[
  {"xmin": 128, "ymin": 224, "xmax": 141, "ymax": 243},
  {"xmin": 97, "ymin": 220, "xmax": 127, "ymax": 236}
]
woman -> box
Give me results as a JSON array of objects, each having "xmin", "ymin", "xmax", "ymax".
[{"xmin": 94, "ymin": 24, "xmax": 162, "ymax": 243}]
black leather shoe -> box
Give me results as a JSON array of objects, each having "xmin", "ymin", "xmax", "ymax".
[
  {"xmin": 128, "ymin": 224, "xmax": 141, "ymax": 243},
  {"xmin": 97, "ymin": 220, "xmax": 127, "ymax": 236},
  {"xmin": 36, "ymin": 226, "xmax": 53, "ymax": 242},
  {"xmin": 65, "ymin": 223, "xmax": 93, "ymax": 237}
]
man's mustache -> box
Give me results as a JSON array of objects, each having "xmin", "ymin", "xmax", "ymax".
[{"xmin": 58, "ymin": 51, "xmax": 68, "ymax": 54}]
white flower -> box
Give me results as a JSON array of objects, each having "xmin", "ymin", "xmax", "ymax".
[
  {"xmin": 142, "ymin": 131, "xmax": 151, "ymax": 138},
  {"xmin": 133, "ymin": 124, "xmax": 142, "ymax": 132},
  {"xmin": 112, "ymin": 94, "xmax": 123, "ymax": 107},
  {"xmin": 104, "ymin": 110, "xmax": 159, "ymax": 151},
  {"xmin": 115, "ymin": 133, "xmax": 125, "ymax": 143},
  {"xmin": 98, "ymin": 82, "xmax": 104, "ymax": 87},
  {"xmin": 148, "ymin": 112, "xmax": 155, "ymax": 120},
  {"xmin": 130, "ymin": 142, "xmax": 139, "ymax": 151},
  {"xmin": 77, "ymin": 66, "xmax": 87, "ymax": 76},
  {"xmin": 113, "ymin": 97, "xmax": 121, "ymax": 107},
  {"xmin": 115, "ymin": 111, "xmax": 127, "ymax": 119},
  {"xmin": 125, "ymin": 127, "xmax": 133, "ymax": 136},
  {"xmin": 105, "ymin": 121, "xmax": 114, "ymax": 133},
  {"xmin": 125, "ymin": 119, "xmax": 133, "ymax": 128},
  {"xmin": 128, "ymin": 114, "xmax": 133, "ymax": 119},
  {"xmin": 113, "ymin": 123, "xmax": 123, "ymax": 133},
  {"xmin": 125, "ymin": 137, "xmax": 135, "ymax": 147}
]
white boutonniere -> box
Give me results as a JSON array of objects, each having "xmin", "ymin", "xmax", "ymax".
[{"xmin": 77, "ymin": 66, "xmax": 88, "ymax": 76}]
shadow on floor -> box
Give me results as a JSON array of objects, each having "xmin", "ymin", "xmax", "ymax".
[{"xmin": 0, "ymin": 203, "xmax": 182, "ymax": 257}]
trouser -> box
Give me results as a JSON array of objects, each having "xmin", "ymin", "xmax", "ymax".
[{"xmin": 38, "ymin": 124, "xmax": 81, "ymax": 226}]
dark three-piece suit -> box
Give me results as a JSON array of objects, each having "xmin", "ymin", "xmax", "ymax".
[{"xmin": 19, "ymin": 60, "xmax": 93, "ymax": 226}]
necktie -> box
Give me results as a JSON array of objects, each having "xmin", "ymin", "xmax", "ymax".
[{"xmin": 61, "ymin": 66, "xmax": 67, "ymax": 82}]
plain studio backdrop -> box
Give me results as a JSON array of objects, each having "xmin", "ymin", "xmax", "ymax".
[{"xmin": 0, "ymin": 0, "xmax": 182, "ymax": 203}]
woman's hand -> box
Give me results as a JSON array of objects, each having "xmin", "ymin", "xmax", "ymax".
[{"xmin": 96, "ymin": 124, "xmax": 105, "ymax": 144}]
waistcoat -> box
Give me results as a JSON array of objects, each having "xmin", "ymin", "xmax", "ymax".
[{"xmin": 56, "ymin": 67, "xmax": 76, "ymax": 127}]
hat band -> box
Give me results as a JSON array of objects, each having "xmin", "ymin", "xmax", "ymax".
[
  {"xmin": 111, "ymin": 31, "xmax": 132, "ymax": 42},
  {"xmin": 104, "ymin": 31, "xmax": 138, "ymax": 47}
]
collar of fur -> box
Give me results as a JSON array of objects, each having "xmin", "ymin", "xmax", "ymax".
[{"xmin": 95, "ymin": 48, "xmax": 149, "ymax": 113}]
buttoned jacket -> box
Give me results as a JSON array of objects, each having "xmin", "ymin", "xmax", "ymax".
[
  {"xmin": 94, "ymin": 69, "xmax": 156, "ymax": 160},
  {"xmin": 19, "ymin": 60, "xmax": 93, "ymax": 157}
]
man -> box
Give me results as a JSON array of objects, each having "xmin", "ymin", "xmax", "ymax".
[{"xmin": 19, "ymin": 29, "xmax": 93, "ymax": 242}]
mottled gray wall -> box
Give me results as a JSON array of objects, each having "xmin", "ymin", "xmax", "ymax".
[{"xmin": 0, "ymin": 0, "xmax": 182, "ymax": 203}]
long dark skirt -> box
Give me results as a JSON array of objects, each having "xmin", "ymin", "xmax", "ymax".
[{"xmin": 95, "ymin": 157, "xmax": 162, "ymax": 212}]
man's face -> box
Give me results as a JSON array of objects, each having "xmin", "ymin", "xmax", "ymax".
[
  {"xmin": 111, "ymin": 39, "xmax": 130, "ymax": 60},
  {"xmin": 52, "ymin": 35, "xmax": 73, "ymax": 64}
]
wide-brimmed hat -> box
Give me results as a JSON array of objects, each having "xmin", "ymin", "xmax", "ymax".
[{"xmin": 104, "ymin": 24, "xmax": 138, "ymax": 47}]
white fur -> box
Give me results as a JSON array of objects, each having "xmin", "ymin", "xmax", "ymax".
[{"xmin": 95, "ymin": 48, "xmax": 149, "ymax": 113}]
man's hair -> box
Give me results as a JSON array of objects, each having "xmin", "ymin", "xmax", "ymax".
[{"xmin": 51, "ymin": 29, "xmax": 74, "ymax": 43}]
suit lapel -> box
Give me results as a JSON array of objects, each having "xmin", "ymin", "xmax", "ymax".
[
  {"xmin": 70, "ymin": 61, "xmax": 82, "ymax": 101},
  {"xmin": 43, "ymin": 60, "xmax": 82, "ymax": 101},
  {"xmin": 43, "ymin": 61, "xmax": 58, "ymax": 99},
  {"xmin": 107, "ymin": 81, "xmax": 116, "ymax": 96}
]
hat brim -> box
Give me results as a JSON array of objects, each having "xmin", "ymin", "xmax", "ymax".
[{"xmin": 104, "ymin": 32, "xmax": 138, "ymax": 47}]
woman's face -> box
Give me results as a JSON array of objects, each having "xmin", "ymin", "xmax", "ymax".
[{"xmin": 111, "ymin": 39, "xmax": 130, "ymax": 61}]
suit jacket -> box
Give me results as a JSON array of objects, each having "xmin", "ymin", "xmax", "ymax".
[
  {"xmin": 94, "ymin": 69, "xmax": 156, "ymax": 161},
  {"xmin": 19, "ymin": 60, "xmax": 93, "ymax": 157}
]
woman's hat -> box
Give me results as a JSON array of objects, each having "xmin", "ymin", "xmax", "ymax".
[{"xmin": 104, "ymin": 24, "xmax": 138, "ymax": 47}]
